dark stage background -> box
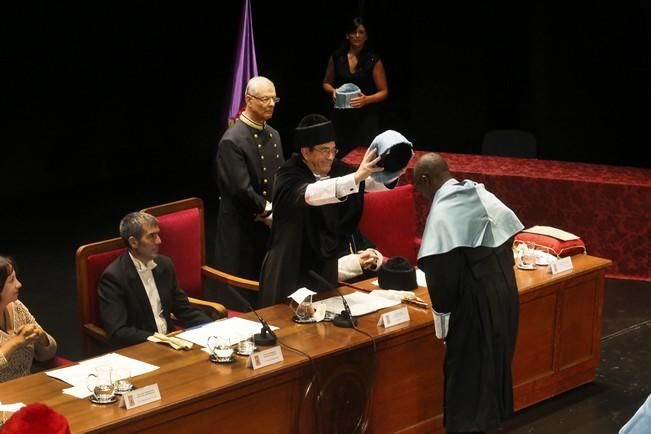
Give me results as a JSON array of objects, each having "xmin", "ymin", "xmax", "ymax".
[{"xmin": 5, "ymin": 1, "xmax": 651, "ymax": 202}]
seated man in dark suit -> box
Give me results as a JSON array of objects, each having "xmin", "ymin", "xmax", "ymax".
[{"xmin": 98, "ymin": 212, "xmax": 211, "ymax": 348}]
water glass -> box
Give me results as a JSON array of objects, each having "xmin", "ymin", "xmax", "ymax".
[
  {"xmin": 236, "ymin": 335, "xmax": 256, "ymax": 356},
  {"xmin": 521, "ymin": 241, "xmax": 537, "ymax": 268},
  {"xmin": 294, "ymin": 295, "xmax": 315, "ymax": 321},
  {"xmin": 208, "ymin": 335, "xmax": 234, "ymax": 362},
  {"xmin": 113, "ymin": 367, "xmax": 133, "ymax": 393}
]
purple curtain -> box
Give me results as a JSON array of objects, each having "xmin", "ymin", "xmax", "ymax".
[{"xmin": 228, "ymin": 0, "xmax": 258, "ymax": 122}]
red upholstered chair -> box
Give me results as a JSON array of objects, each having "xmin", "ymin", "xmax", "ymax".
[
  {"xmin": 75, "ymin": 237, "xmax": 126, "ymax": 356},
  {"xmin": 141, "ymin": 197, "xmax": 259, "ymax": 304},
  {"xmin": 359, "ymin": 184, "xmax": 422, "ymax": 265},
  {"xmin": 33, "ymin": 355, "xmax": 75, "ymax": 372}
]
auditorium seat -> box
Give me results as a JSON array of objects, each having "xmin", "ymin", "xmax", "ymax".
[{"xmin": 481, "ymin": 129, "xmax": 537, "ymax": 158}]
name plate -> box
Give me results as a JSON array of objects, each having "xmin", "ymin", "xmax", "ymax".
[
  {"xmin": 120, "ymin": 384, "xmax": 161, "ymax": 410},
  {"xmin": 548, "ymin": 256, "xmax": 573, "ymax": 275},
  {"xmin": 377, "ymin": 306, "xmax": 410, "ymax": 328},
  {"xmin": 247, "ymin": 346, "xmax": 283, "ymax": 370}
]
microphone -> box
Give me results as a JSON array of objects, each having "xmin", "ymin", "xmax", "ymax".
[
  {"xmin": 308, "ymin": 270, "xmax": 358, "ymax": 328},
  {"xmin": 224, "ymin": 286, "xmax": 277, "ymax": 346}
]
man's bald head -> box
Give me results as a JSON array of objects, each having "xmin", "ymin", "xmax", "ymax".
[
  {"xmin": 243, "ymin": 76, "xmax": 277, "ymax": 123},
  {"xmin": 245, "ymin": 76, "xmax": 274, "ymax": 96},
  {"xmin": 413, "ymin": 153, "xmax": 451, "ymax": 202}
]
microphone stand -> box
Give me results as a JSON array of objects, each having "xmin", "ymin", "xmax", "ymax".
[
  {"xmin": 308, "ymin": 270, "xmax": 358, "ymax": 328},
  {"xmin": 225, "ymin": 286, "xmax": 277, "ymax": 346}
]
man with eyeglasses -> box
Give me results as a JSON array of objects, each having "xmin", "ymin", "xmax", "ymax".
[
  {"xmin": 214, "ymin": 76, "xmax": 284, "ymax": 309},
  {"xmin": 259, "ymin": 113, "xmax": 407, "ymax": 307}
]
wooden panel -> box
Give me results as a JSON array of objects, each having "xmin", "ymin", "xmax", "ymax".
[
  {"xmin": 513, "ymin": 292, "xmax": 557, "ymax": 385},
  {"xmin": 127, "ymin": 378, "xmax": 301, "ymax": 434},
  {"xmin": 370, "ymin": 332, "xmax": 444, "ymax": 434},
  {"xmin": 558, "ymin": 275, "xmax": 600, "ymax": 369}
]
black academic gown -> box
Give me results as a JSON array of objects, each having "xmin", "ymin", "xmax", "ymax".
[
  {"xmin": 259, "ymin": 154, "xmax": 364, "ymax": 307},
  {"xmin": 418, "ymin": 239, "xmax": 519, "ymax": 433}
]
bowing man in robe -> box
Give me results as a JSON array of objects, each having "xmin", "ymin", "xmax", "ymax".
[
  {"xmin": 414, "ymin": 153, "xmax": 524, "ymax": 434},
  {"xmin": 259, "ymin": 114, "xmax": 407, "ymax": 307}
]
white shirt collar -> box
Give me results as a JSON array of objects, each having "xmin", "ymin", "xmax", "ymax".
[{"xmin": 128, "ymin": 252, "xmax": 157, "ymax": 272}]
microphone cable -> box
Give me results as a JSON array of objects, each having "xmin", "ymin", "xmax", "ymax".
[
  {"xmin": 275, "ymin": 335, "xmax": 317, "ymax": 434},
  {"xmin": 347, "ymin": 309, "xmax": 378, "ymax": 433},
  {"xmin": 309, "ymin": 270, "xmax": 379, "ymax": 433}
]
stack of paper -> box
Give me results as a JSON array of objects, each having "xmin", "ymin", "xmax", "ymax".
[{"xmin": 46, "ymin": 353, "xmax": 159, "ymax": 399}]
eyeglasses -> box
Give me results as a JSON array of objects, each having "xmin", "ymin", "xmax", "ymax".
[
  {"xmin": 313, "ymin": 146, "xmax": 338, "ymax": 156},
  {"xmin": 247, "ymin": 94, "xmax": 280, "ymax": 104}
]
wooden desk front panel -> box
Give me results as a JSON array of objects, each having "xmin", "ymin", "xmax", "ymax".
[
  {"xmin": 512, "ymin": 256, "xmax": 609, "ymax": 410},
  {"xmin": 370, "ymin": 325, "xmax": 445, "ymax": 434},
  {"xmin": 125, "ymin": 370, "xmax": 304, "ymax": 434}
]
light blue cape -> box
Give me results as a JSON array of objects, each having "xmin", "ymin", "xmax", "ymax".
[{"xmin": 418, "ymin": 179, "xmax": 524, "ymax": 258}]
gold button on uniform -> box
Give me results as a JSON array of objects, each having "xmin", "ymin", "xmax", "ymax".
[
  {"xmin": 263, "ymin": 191, "xmax": 268, "ymax": 196},
  {"xmin": 254, "ymin": 134, "xmax": 259, "ymax": 139}
]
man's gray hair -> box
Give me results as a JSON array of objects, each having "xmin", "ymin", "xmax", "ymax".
[
  {"xmin": 119, "ymin": 212, "xmax": 159, "ymax": 246},
  {"xmin": 245, "ymin": 76, "xmax": 273, "ymax": 97}
]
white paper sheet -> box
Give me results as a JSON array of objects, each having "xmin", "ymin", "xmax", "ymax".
[
  {"xmin": 62, "ymin": 385, "xmax": 94, "ymax": 399},
  {"xmin": 522, "ymin": 225, "xmax": 579, "ymax": 241},
  {"xmin": 46, "ymin": 353, "xmax": 159, "ymax": 390},
  {"xmin": 315, "ymin": 291, "xmax": 401, "ymax": 317},
  {"xmin": 176, "ymin": 317, "xmax": 279, "ymax": 348}
]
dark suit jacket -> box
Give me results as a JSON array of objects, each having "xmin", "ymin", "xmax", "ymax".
[{"xmin": 98, "ymin": 252, "xmax": 211, "ymax": 347}]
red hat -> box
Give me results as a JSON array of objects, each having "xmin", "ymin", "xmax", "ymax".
[{"xmin": 2, "ymin": 403, "xmax": 70, "ymax": 434}]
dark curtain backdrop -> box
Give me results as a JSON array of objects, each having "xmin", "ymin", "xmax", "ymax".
[{"xmin": 5, "ymin": 1, "xmax": 651, "ymax": 202}]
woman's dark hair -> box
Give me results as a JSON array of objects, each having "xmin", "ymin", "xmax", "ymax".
[
  {"xmin": 337, "ymin": 16, "xmax": 373, "ymax": 58},
  {"xmin": 0, "ymin": 255, "xmax": 16, "ymax": 290},
  {"xmin": 345, "ymin": 16, "xmax": 368, "ymax": 35}
]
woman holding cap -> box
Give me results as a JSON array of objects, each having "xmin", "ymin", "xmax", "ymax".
[
  {"xmin": 323, "ymin": 16, "xmax": 388, "ymax": 157},
  {"xmin": 0, "ymin": 255, "xmax": 57, "ymax": 382}
]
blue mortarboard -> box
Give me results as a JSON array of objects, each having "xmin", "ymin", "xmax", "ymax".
[
  {"xmin": 368, "ymin": 130, "xmax": 414, "ymax": 184},
  {"xmin": 334, "ymin": 83, "xmax": 361, "ymax": 109}
]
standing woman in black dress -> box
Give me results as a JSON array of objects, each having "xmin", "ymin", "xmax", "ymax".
[{"xmin": 323, "ymin": 17, "xmax": 388, "ymax": 157}]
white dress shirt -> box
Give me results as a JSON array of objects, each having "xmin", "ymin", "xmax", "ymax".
[
  {"xmin": 128, "ymin": 252, "xmax": 167, "ymax": 334},
  {"xmin": 305, "ymin": 173, "xmax": 390, "ymax": 206}
]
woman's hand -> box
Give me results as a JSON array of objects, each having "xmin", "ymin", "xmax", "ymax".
[
  {"xmin": 350, "ymin": 93, "xmax": 367, "ymax": 109},
  {"xmin": 14, "ymin": 324, "xmax": 42, "ymax": 346}
]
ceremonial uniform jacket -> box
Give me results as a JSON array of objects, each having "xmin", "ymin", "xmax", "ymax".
[{"xmin": 214, "ymin": 118, "xmax": 284, "ymax": 281}]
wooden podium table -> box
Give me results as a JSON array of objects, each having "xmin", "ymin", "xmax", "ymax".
[{"xmin": 0, "ymin": 255, "xmax": 610, "ymax": 433}]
